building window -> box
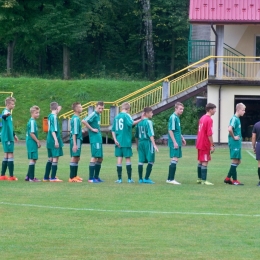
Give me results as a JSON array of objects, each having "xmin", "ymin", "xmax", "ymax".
[{"xmin": 256, "ymin": 36, "xmax": 260, "ymax": 61}]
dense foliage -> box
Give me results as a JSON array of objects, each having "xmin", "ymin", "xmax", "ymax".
[{"xmin": 0, "ymin": 0, "xmax": 189, "ymax": 80}]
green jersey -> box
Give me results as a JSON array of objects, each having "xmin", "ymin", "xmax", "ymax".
[
  {"xmin": 26, "ymin": 118, "xmax": 38, "ymax": 152},
  {"xmin": 135, "ymin": 118, "xmax": 154, "ymax": 141},
  {"xmin": 83, "ymin": 111, "xmax": 102, "ymax": 143},
  {"xmin": 46, "ymin": 113, "xmax": 63, "ymax": 149},
  {"xmin": 168, "ymin": 112, "xmax": 182, "ymax": 147},
  {"xmin": 228, "ymin": 115, "xmax": 241, "ymax": 148},
  {"xmin": 70, "ymin": 115, "xmax": 82, "ymax": 141},
  {"xmin": 1, "ymin": 108, "xmax": 14, "ymax": 142},
  {"xmin": 112, "ymin": 112, "xmax": 133, "ymax": 147}
]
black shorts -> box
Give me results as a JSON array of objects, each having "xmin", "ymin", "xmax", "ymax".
[{"xmin": 256, "ymin": 142, "xmax": 260, "ymax": 160}]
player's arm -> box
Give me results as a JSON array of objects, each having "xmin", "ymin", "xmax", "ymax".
[
  {"xmin": 30, "ymin": 133, "xmax": 41, "ymax": 148},
  {"xmin": 169, "ymin": 130, "xmax": 178, "ymax": 149},
  {"xmin": 252, "ymin": 133, "xmax": 256, "ymax": 153},
  {"xmin": 228, "ymin": 125, "xmax": 239, "ymax": 140},
  {"xmin": 82, "ymin": 119, "xmax": 98, "ymax": 133},
  {"xmin": 208, "ymin": 135, "xmax": 215, "ymax": 153},
  {"xmin": 135, "ymin": 127, "xmax": 139, "ymax": 151},
  {"xmin": 133, "ymin": 112, "xmax": 145, "ymax": 126},
  {"xmin": 52, "ymin": 131, "xmax": 59, "ymax": 148},
  {"xmin": 181, "ymin": 135, "xmax": 186, "ymax": 146},
  {"xmin": 2, "ymin": 113, "xmax": 11, "ymax": 120},
  {"xmin": 111, "ymin": 131, "xmax": 120, "ymax": 147},
  {"xmin": 150, "ymin": 136, "xmax": 159, "ymax": 152},
  {"xmin": 72, "ymin": 134, "xmax": 78, "ymax": 152}
]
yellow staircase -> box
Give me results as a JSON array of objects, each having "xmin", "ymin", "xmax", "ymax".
[
  {"xmin": 59, "ymin": 57, "xmax": 209, "ymax": 125},
  {"xmin": 59, "ymin": 55, "xmax": 260, "ymax": 140}
]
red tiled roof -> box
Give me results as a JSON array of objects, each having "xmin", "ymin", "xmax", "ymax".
[{"xmin": 189, "ymin": 0, "xmax": 260, "ymax": 23}]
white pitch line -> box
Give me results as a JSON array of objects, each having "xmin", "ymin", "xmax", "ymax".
[
  {"xmin": 0, "ymin": 201, "xmax": 260, "ymax": 218},
  {"xmin": 246, "ymin": 150, "xmax": 255, "ymax": 159}
]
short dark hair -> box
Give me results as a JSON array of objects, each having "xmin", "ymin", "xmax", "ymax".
[
  {"xmin": 72, "ymin": 102, "xmax": 81, "ymax": 111},
  {"xmin": 143, "ymin": 107, "xmax": 152, "ymax": 113},
  {"xmin": 50, "ymin": 102, "xmax": 58, "ymax": 110},
  {"xmin": 96, "ymin": 101, "xmax": 104, "ymax": 107},
  {"xmin": 205, "ymin": 103, "xmax": 216, "ymax": 112}
]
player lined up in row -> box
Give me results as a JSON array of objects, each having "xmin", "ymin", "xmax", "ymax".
[{"xmin": 0, "ymin": 97, "xmax": 259, "ymax": 185}]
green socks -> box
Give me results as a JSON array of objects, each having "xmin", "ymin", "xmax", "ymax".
[
  {"xmin": 138, "ymin": 163, "xmax": 143, "ymax": 180},
  {"xmin": 44, "ymin": 160, "xmax": 52, "ymax": 179},
  {"xmin": 70, "ymin": 162, "xmax": 77, "ymax": 179},
  {"xmin": 7, "ymin": 158, "xmax": 14, "ymax": 177},
  {"xmin": 168, "ymin": 160, "xmax": 177, "ymax": 181},
  {"xmin": 145, "ymin": 163, "xmax": 153, "ymax": 180},
  {"xmin": 89, "ymin": 162, "xmax": 95, "ymax": 180},
  {"xmin": 227, "ymin": 164, "xmax": 237, "ymax": 179},
  {"xmin": 197, "ymin": 163, "xmax": 202, "ymax": 179},
  {"xmin": 51, "ymin": 162, "xmax": 57, "ymax": 179},
  {"xmin": 117, "ymin": 164, "xmax": 122, "ymax": 180},
  {"xmin": 28, "ymin": 163, "xmax": 35, "ymax": 180},
  {"xmin": 201, "ymin": 166, "xmax": 207, "ymax": 181},
  {"xmin": 94, "ymin": 162, "xmax": 101, "ymax": 179},
  {"xmin": 1, "ymin": 158, "xmax": 8, "ymax": 176},
  {"xmin": 126, "ymin": 163, "xmax": 132, "ymax": 180}
]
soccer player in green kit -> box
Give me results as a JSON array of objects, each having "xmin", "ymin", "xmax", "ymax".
[
  {"xmin": 0, "ymin": 97, "xmax": 19, "ymax": 181},
  {"xmin": 112, "ymin": 102, "xmax": 143, "ymax": 183},
  {"xmin": 224, "ymin": 103, "xmax": 246, "ymax": 185},
  {"xmin": 25, "ymin": 106, "xmax": 41, "ymax": 182},
  {"xmin": 82, "ymin": 101, "xmax": 104, "ymax": 183},
  {"xmin": 69, "ymin": 102, "xmax": 84, "ymax": 183},
  {"xmin": 135, "ymin": 107, "xmax": 159, "ymax": 184},
  {"xmin": 166, "ymin": 102, "xmax": 186, "ymax": 185},
  {"xmin": 43, "ymin": 102, "xmax": 63, "ymax": 182}
]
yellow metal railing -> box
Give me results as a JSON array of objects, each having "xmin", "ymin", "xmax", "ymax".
[
  {"xmin": 100, "ymin": 109, "xmax": 110, "ymax": 126},
  {"xmin": 60, "ymin": 102, "xmax": 112, "ymax": 127},
  {"xmin": 170, "ymin": 64, "xmax": 208, "ymax": 96},
  {"xmin": 127, "ymin": 86, "xmax": 162, "ymax": 115},
  {"xmin": 60, "ymin": 56, "xmax": 260, "ymax": 127},
  {"xmin": 217, "ymin": 59, "xmax": 260, "ymax": 80}
]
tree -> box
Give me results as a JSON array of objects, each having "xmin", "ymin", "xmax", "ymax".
[{"xmin": 140, "ymin": 0, "xmax": 155, "ymax": 80}]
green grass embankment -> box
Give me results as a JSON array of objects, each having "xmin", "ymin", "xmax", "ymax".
[{"xmin": 0, "ymin": 77, "xmax": 151, "ymax": 139}]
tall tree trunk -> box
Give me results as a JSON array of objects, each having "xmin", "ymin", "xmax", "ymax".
[
  {"xmin": 63, "ymin": 44, "xmax": 70, "ymax": 80},
  {"xmin": 7, "ymin": 40, "xmax": 16, "ymax": 74},
  {"xmin": 170, "ymin": 35, "xmax": 176, "ymax": 73},
  {"xmin": 142, "ymin": 41, "xmax": 146, "ymax": 75},
  {"xmin": 141, "ymin": 0, "xmax": 155, "ymax": 80}
]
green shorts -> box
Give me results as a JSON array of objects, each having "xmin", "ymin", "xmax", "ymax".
[
  {"xmin": 169, "ymin": 146, "xmax": 182, "ymax": 158},
  {"xmin": 70, "ymin": 139, "xmax": 82, "ymax": 157},
  {"xmin": 47, "ymin": 147, "xmax": 63, "ymax": 158},
  {"xmin": 28, "ymin": 151, "xmax": 38, "ymax": 160},
  {"xmin": 229, "ymin": 147, "xmax": 241, "ymax": 159},
  {"xmin": 91, "ymin": 143, "xmax": 103, "ymax": 158},
  {"xmin": 138, "ymin": 141, "xmax": 155, "ymax": 163},
  {"xmin": 2, "ymin": 141, "xmax": 14, "ymax": 153},
  {"xmin": 115, "ymin": 146, "xmax": 133, "ymax": 158}
]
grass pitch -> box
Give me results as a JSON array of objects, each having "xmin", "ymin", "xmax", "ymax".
[{"xmin": 0, "ymin": 144, "xmax": 259, "ymax": 260}]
